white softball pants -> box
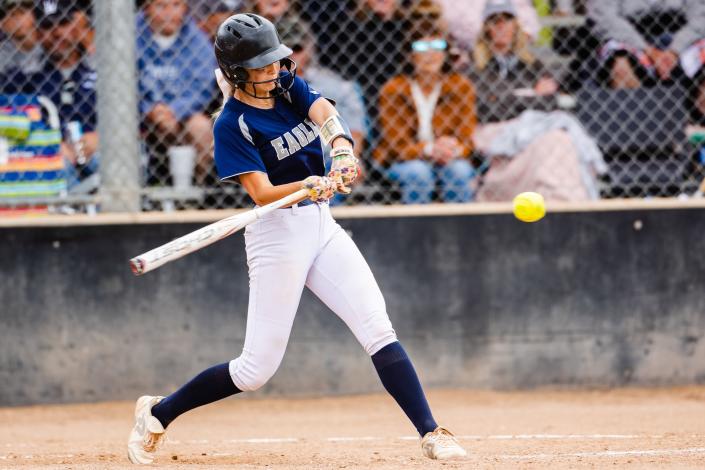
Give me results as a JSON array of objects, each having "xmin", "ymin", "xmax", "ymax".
[{"xmin": 228, "ymin": 202, "xmax": 398, "ymax": 391}]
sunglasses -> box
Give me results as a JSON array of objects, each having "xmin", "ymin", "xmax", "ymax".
[{"xmin": 411, "ymin": 39, "xmax": 447, "ymax": 52}]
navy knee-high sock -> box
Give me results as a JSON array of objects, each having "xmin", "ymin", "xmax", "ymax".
[
  {"xmin": 371, "ymin": 342, "xmax": 438, "ymax": 436},
  {"xmin": 151, "ymin": 362, "xmax": 241, "ymax": 428}
]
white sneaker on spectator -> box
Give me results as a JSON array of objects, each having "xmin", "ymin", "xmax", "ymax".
[
  {"xmin": 420, "ymin": 426, "xmax": 467, "ymax": 460},
  {"xmin": 127, "ymin": 395, "xmax": 166, "ymax": 464}
]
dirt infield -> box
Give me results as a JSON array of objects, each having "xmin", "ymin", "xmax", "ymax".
[{"xmin": 1, "ymin": 387, "xmax": 704, "ymax": 469}]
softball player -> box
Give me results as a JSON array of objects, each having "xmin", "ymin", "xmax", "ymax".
[{"xmin": 127, "ymin": 13, "xmax": 466, "ymax": 464}]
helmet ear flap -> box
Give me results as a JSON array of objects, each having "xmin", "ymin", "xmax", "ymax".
[
  {"xmin": 219, "ymin": 64, "xmax": 248, "ymax": 90},
  {"xmin": 233, "ymin": 66, "xmax": 248, "ymax": 84}
]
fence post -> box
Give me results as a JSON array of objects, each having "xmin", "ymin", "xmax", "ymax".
[{"xmin": 95, "ymin": 0, "xmax": 140, "ymax": 212}]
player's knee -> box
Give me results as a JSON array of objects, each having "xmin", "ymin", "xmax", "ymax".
[
  {"xmin": 240, "ymin": 371, "xmax": 274, "ymax": 391},
  {"xmin": 365, "ymin": 325, "xmax": 398, "ymax": 356},
  {"xmin": 228, "ymin": 354, "xmax": 281, "ymax": 392}
]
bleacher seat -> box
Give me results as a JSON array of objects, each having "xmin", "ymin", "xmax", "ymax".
[{"xmin": 576, "ymin": 85, "xmax": 689, "ymax": 197}]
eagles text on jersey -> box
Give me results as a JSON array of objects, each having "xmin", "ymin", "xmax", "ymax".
[{"xmin": 213, "ymin": 75, "xmax": 326, "ymax": 186}]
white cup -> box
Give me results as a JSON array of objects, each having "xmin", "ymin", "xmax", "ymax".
[{"xmin": 168, "ymin": 145, "xmax": 196, "ymax": 189}]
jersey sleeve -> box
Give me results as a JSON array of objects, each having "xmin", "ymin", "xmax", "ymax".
[
  {"xmin": 283, "ymin": 74, "xmax": 323, "ymax": 118},
  {"xmin": 213, "ymin": 113, "xmax": 266, "ymax": 182}
]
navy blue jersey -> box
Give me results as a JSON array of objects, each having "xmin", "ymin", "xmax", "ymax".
[
  {"xmin": 35, "ymin": 59, "xmax": 97, "ymax": 133},
  {"xmin": 214, "ymin": 74, "xmax": 325, "ymax": 186}
]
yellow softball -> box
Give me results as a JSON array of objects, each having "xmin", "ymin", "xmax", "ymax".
[{"xmin": 512, "ymin": 192, "xmax": 546, "ymax": 223}]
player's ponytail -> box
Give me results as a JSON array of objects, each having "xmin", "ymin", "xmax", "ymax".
[{"xmin": 212, "ymin": 105, "xmax": 224, "ymax": 121}]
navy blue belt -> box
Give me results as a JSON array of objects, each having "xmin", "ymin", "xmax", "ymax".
[
  {"xmin": 296, "ymin": 198, "xmax": 315, "ymax": 207},
  {"xmin": 275, "ymin": 197, "xmax": 315, "ymax": 209}
]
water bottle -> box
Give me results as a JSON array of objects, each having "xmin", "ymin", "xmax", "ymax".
[{"xmin": 67, "ymin": 121, "xmax": 86, "ymax": 165}]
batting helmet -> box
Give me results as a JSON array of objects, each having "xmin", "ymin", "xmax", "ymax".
[{"xmin": 214, "ymin": 13, "xmax": 296, "ymax": 99}]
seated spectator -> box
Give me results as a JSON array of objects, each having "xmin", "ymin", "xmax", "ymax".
[
  {"xmin": 281, "ymin": 20, "xmax": 368, "ymax": 199},
  {"xmin": 282, "ymin": 21, "xmax": 367, "ymax": 155},
  {"xmin": 32, "ymin": 0, "xmax": 99, "ymax": 191},
  {"xmin": 588, "ymin": 1, "xmax": 705, "ymax": 124},
  {"xmin": 469, "ymin": 0, "xmax": 606, "ymax": 201},
  {"xmin": 469, "ymin": 1, "xmax": 559, "ymax": 122},
  {"xmin": 137, "ymin": 0, "xmax": 216, "ymax": 186},
  {"xmin": 0, "ymin": 0, "xmax": 43, "ymax": 93},
  {"xmin": 374, "ymin": 25, "xmax": 477, "ymax": 204}
]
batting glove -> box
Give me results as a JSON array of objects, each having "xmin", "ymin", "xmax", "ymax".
[
  {"xmin": 302, "ymin": 175, "xmax": 336, "ymax": 203},
  {"xmin": 327, "ymin": 147, "xmax": 360, "ymax": 194}
]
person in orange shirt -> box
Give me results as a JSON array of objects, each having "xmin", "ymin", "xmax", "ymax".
[{"xmin": 375, "ymin": 26, "xmax": 477, "ymax": 204}]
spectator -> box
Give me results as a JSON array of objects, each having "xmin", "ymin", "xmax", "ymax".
[
  {"xmin": 469, "ymin": 0, "xmax": 559, "ymax": 122},
  {"xmin": 281, "ymin": 21, "xmax": 367, "ymax": 154},
  {"xmin": 137, "ymin": 0, "xmax": 216, "ymax": 185},
  {"xmin": 588, "ymin": 0, "xmax": 705, "ymax": 88},
  {"xmin": 280, "ymin": 19, "xmax": 368, "ymax": 200},
  {"xmin": 469, "ymin": 0, "xmax": 606, "ymax": 201},
  {"xmin": 33, "ymin": 0, "xmax": 99, "ymax": 190},
  {"xmin": 188, "ymin": 0, "xmax": 240, "ymax": 41},
  {"xmin": 375, "ymin": 25, "xmax": 477, "ymax": 204},
  {"xmin": 435, "ymin": 0, "xmax": 540, "ymax": 52},
  {"xmin": 0, "ymin": 0, "xmax": 43, "ymax": 93}
]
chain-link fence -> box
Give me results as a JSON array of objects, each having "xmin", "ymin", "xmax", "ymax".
[{"xmin": 1, "ymin": 0, "xmax": 704, "ymax": 213}]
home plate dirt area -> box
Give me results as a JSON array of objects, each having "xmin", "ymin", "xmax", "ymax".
[{"xmin": 1, "ymin": 388, "xmax": 704, "ymax": 469}]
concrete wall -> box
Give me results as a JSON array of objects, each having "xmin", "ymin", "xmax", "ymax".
[{"xmin": 1, "ymin": 206, "xmax": 705, "ymax": 406}]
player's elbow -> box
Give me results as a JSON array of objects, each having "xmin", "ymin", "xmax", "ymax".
[
  {"xmin": 240, "ymin": 172, "xmax": 274, "ymax": 206},
  {"xmin": 249, "ymin": 193, "xmax": 266, "ymax": 206},
  {"xmin": 249, "ymin": 191, "xmax": 276, "ymax": 207}
]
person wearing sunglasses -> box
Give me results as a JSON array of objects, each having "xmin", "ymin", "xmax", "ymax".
[{"xmin": 374, "ymin": 26, "xmax": 477, "ymax": 204}]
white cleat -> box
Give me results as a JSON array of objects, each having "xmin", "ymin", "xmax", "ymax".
[
  {"xmin": 421, "ymin": 426, "xmax": 468, "ymax": 460},
  {"xmin": 127, "ymin": 395, "xmax": 166, "ymax": 464}
]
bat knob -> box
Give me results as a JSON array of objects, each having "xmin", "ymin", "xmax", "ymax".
[{"xmin": 130, "ymin": 258, "xmax": 145, "ymax": 276}]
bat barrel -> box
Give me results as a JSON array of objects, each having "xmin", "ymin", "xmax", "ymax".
[{"xmin": 128, "ymin": 189, "xmax": 309, "ymax": 276}]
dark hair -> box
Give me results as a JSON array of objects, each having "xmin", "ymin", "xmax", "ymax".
[{"xmin": 409, "ymin": 22, "xmax": 444, "ymax": 44}]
